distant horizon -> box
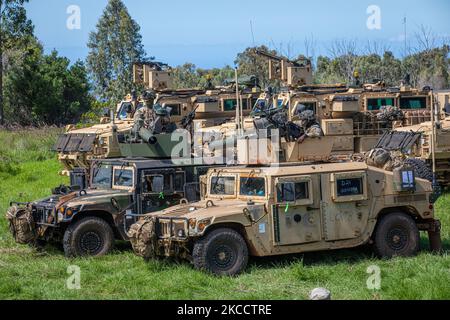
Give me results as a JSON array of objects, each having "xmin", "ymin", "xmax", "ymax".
[{"xmin": 26, "ymin": 0, "xmax": 450, "ymax": 68}]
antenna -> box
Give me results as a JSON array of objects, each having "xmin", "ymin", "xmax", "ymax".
[
  {"xmin": 250, "ymin": 20, "xmax": 256, "ymax": 46},
  {"xmin": 403, "ymin": 15, "xmax": 407, "ymax": 57},
  {"xmin": 249, "ymin": 20, "xmax": 258, "ymax": 88}
]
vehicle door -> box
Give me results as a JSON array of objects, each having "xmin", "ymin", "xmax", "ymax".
[
  {"xmin": 320, "ymin": 171, "xmax": 370, "ymax": 241},
  {"xmin": 138, "ymin": 169, "xmax": 184, "ymax": 215},
  {"xmin": 272, "ymin": 174, "xmax": 322, "ymax": 245}
]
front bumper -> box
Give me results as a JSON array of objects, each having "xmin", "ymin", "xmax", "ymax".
[
  {"xmin": 129, "ymin": 216, "xmax": 195, "ymax": 260},
  {"xmin": 7, "ymin": 200, "xmax": 60, "ymax": 244}
]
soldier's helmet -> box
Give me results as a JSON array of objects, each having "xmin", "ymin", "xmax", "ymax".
[
  {"xmin": 298, "ymin": 109, "xmax": 316, "ymax": 128},
  {"xmin": 299, "ymin": 110, "xmax": 315, "ymax": 121},
  {"xmin": 142, "ymin": 90, "xmax": 156, "ymax": 101}
]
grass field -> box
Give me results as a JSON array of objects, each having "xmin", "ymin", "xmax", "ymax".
[{"xmin": 0, "ymin": 128, "xmax": 449, "ymax": 300}]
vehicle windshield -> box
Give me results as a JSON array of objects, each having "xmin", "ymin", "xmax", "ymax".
[
  {"xmin": 210, "ymin": 176, "xmax": 235, "ymax": 195},
  {"xmin": 117, "ymin": 102, "xmax": 132, "ymax": 120},
  {"xmin": 113, "ymin": 169, "xmax": 134, "ymax": 189},
  {"xmin": 92, "ymin": 164, "xmax": 113, "ymax": 189},
  {"xmin": 240, "ymin": 177, "xmax": 266, "ymax": 197}
]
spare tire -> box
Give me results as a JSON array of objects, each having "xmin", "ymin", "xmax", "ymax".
[{"xmin": 404, "ymin": 158, "xmax": 433, "ymax": 182}]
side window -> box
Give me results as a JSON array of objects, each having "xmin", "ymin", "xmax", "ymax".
[
  {"xmin": 332, "ymin": 171, "xmax": 367, "ymax": 202},
  {"xmin": 336, "ymin": 178, "xmax": 363, "ymax": 196},
  {"xmin": 112, "ymin": 167, "xmax": 134, "ymax": 190},
  {"xmin": 367, "ymin": 98, "xmax": 394, "ymax": 111},
  {"xmin": 174, "ymin": 172, "xmax": 185, "ymax": 192},
  {"xmin": 143, "ymin": 175, "xmax": 164, "ymax": 193},
  {"xmin": 276, "ymin": 180, "xmax": 311, "ymax": 205},
  {"xmin": 210, "ymin": 176, "xmax": 235, "ymax": 195},
  {"xmin": 117, "ymin": 102, "xmax": 132, "ymax": 120},
  {"xmin": 399, "ymin": 97, "xmax": 427, "ymax": 109},
  {"xmin": 165, "ymin": 104, "xmax": 181, "ymax": 116},
  {"xmin": 223, "ymin": 99, "xmax": 237, "ymax": 111}
]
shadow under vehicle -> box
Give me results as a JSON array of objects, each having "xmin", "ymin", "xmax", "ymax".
[{"xmin": 6, "ymin": 158, "xmax": 216, "ymax": 257}]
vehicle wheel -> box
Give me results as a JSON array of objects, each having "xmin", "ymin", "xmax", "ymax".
[
  {"xmin": 404, "ymin": 158, "xmax": 433, "ymax": 182},
  {"xmin": 192, "ymin": 228, "xmax": 248, "ymax": 276},
  {"xmin": 63, "ymin": 217, "xmax": 114, "ymax": 257},
  {"xmin": 374, "ymin": 212, "xmax": 420, "ymax": 258}
]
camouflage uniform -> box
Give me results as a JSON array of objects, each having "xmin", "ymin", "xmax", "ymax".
[{"xmin": 298, "ymin": 110, "xmax": 323, "ymax": 138}]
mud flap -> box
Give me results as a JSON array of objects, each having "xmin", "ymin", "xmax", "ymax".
[
  {"xmin": 428, "ymin": 220, "xmax": 442, "ymax": 253},
  {"xmin": 127, "ymin": 217, "xmax": 159, "ymax": 259},
  {"xmin": 5, "ymin": 206, "xmax": 37, "ymax": 244}
]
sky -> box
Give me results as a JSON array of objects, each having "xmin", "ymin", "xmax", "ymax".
[{"xmin": 26, "ymin": 0, "xmax": 450, "ymax": 68}]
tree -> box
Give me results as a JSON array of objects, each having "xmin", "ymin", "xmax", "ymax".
[
  {"xmin": 235, "ymin": 45, "xmax": 279, "ymax": 88},
  {"xmin": 5, "ymin": 46, "xmax": 92, "ymax": 125},
  {"xmin": 86, "ymin": 0, "xmax": 146, "ymax": 103},
  {"xmin": 0, "ymin": 0, "xmax": 33, "ymax": 125}
]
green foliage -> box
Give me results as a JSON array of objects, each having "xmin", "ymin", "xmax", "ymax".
[
  {"xmin": 172, "ymin": 63, "xmax": 235, "ymax": 89},
  {"xmin": 0, "ymin": 0, "xmax": 34, "ymax": 125},
  {"xmin": 86, "ymin": 0, "xmax": 147, "ymax": 103},
  {"xmin": 403, "ymin": 45, "xmax": 450, "ymax": 89},
  {"xmin": 80, "ymin": 100, "xmax": 110, "ymax": 124},
  {"xmin": 4, "ymin": 44, "xmax": 92, "ymax": 126},
  {"xmin": 0, "ymin": 127, "xmax": 62, "ymax": 178},
  {"xmin": 315, "ymin": 46, "xmax": 449, "ymax": 88},
  {"xmin": 234, "ymin": 45, "xmax": 279, "ymax": 88}
]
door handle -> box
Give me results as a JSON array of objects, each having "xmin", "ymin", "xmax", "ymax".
[
  {"xmin": 355, "ymin": 202, "xmax": 368, "ymax": 208},
  {"xmin": 306, "ymin": 206, "xmax": 320, "ymax": 211}
]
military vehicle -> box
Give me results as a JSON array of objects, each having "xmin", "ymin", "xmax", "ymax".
[
  {"xmin": 5, "ymin": 158, "xmax": 216, "ymax": 257},
  {"xmin": 129, "ymin": 159, "xmax": 440, "ymax": 276},
  {"xmin": 56, "ymin": 62, "xmax": 261, "ymax": 178},
  {"xmin": 128, "ymin": 137, "xmax": 441, "ymax": 275},
  {"xmin": 372, "ymin": 90, "xmax": 450, "ymax": 186},
  {"xmin": 197, "ymin": 50, "xmax": 438, "ymax": 158}
]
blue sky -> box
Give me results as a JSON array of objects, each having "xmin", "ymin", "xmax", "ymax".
[{"xmin": 26, "ymin": 0, "xmax": 450, "ymax": 68}]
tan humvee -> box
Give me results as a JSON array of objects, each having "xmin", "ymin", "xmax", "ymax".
[
  {"xmin": 197, "ymin": 84, "xmax": 436, "ymax": 161},
  {"xmin": 129, "ymin": 158, "xmax": 441, "ymax": 276}
]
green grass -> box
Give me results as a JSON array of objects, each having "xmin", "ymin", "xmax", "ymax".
[{"xmin": 0, "ymin": 128, "xmax": 449, "ymax": 300}]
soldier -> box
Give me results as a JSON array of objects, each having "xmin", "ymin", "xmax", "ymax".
[
  {"xmin": 133, "ymin": 91, "xmax": 157, "ymax": 123},
  {"xmin": 295, "ymin": 109, "xmax": 323, "ymax": 143}
]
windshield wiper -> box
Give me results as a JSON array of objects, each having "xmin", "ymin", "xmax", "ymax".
[
  {"xmin": 211, "ymin": 170, "xmax": 223, "ymax": 192},
  {"xmin": 116, "ymin": 163, "xmax": 127, "ymax": 184}
]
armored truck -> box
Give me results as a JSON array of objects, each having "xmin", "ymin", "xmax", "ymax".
[
  {"xmin": 129, "ymin": 162, "xmax": 441, "ymax": 276},
  {"xmin": 6, "ymin": 158, "xmax": 216, "ymax": 257}
]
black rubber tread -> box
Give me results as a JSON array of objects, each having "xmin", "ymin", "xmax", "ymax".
[
  {"xmin": 374, "ymin": 212, "xmax": 420, "ymax": 258},
  {"xmin": 192, "ymin": 228, "xmax": 248, "ymax": 276},
  {"xmin": 63, "ymin": 217, "xmax": 114, "ymax": 257}
]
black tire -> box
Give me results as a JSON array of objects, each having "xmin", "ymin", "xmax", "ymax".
[
  {"xmin": 192, "ymin": 228, "xmax": 248, "ymax": 276},
  {"xmin": 374, "ymin": 212, "xmax": 420, "ymax": 258},
  {"xmin": 63, "ymin": 217, "xmax": 114, "ymax": 257},
  {"xmin": 404, "ymin": 158, "xmax": 433, "ymax": 182}
]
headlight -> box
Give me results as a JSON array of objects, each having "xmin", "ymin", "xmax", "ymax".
[
  {"xmin": 197, "ymin": 218, "xmax": 212, "ymax": 233},
  {"xmin": 177, "ymin": 229, "xmax": 186, "ymax": 238}
]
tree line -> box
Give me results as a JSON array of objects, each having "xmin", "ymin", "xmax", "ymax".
[{"xmin": 0, "ymin": 0, "xmax": 449, "ymax": 126}]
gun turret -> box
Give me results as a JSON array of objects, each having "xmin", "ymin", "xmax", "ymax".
[
  {"xmin": 254, "ymin": 50, "xmax": 313, "ymax": 87},
  {"xmin": 133, "ymin": 62, "xmax": 173, "ymax": 90}
]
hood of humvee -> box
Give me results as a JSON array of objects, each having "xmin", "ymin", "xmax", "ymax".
[
  {"xmin": 53, "ymin": 188, "xmax": 131, "ymax": 207},
  {"xmin": 152, "ymin": 199, "xmax": 260, "ymax": 220},
  {"xmin": 66, "ymin": 121, "xmax": 134, "ymax": 135}
]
